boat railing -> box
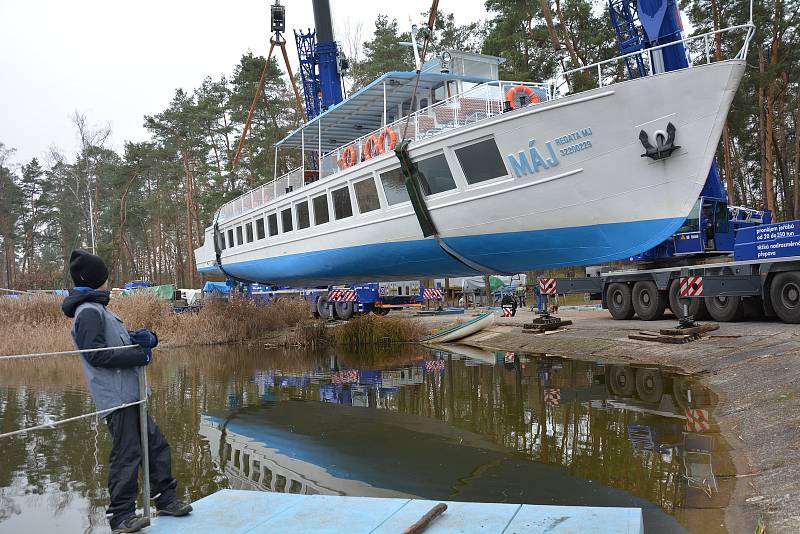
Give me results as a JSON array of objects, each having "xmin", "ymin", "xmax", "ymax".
[
  {"xmin": 216, "ymin": 23, "xmax": 753, "ymax": 223},
  {"xmin": 318, "ymin": 79, "xmax": 552, "ymax": 180},
  {"xmin": 554, "ymin": 23, "xmax": 754, "ymax": 93}
]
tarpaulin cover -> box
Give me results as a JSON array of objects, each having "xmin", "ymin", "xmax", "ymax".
[
  {"xmin": 203, "ymin": 281, "xmax": 231, "ymax": 295},
  {"xmin": 123, "ymin": 284, "xmax": 175, "ymax": 300}
]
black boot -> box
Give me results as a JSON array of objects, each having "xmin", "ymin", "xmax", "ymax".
[
  {"xmin": 157, "ymin": 499, "xmax": 193, "ymax": 517},
  {"xmin": 111, "ymin": 515, "xmax": 150, "ymax": 533}
]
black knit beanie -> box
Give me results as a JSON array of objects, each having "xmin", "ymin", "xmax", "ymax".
[{"xmin": 69, "ymin": 250, "xmax": 108, "ymax": 289}]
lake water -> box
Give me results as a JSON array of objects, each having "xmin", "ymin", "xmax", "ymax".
[{"xmin": 0, "ymin": 344, "xmax": 734, "ymax": 533}]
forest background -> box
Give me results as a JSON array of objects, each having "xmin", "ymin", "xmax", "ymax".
[{"xmin": 0, "ymin": 0, "xmax": 797, "ymax": 289}]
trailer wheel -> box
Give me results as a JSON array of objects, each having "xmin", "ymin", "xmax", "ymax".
[
  {"xmin": 334, "ymin": 301, "xmax": 354, "ymax": 320},
  {"xmin": 632, "ymin": 281, "xmax": 667, "ymax": 320},
  {"xmin": 635, "ymin": 368, "xmax": 664, "ymax": 404},
  {"xmin": 705, "ymin": 295, "xmax": 744, "ymax": 322},
  {"xmin": 668, "ymin": 279, "xmax": 709, "ymax": 320},
  {"xmin": 770, "ymin": 272, "xmax": 800, "ymax": 323},
  {"xmin": 607, "ymin": 365, "xmax": 635, "ymax": 396},
  {"xmin": 606, "ymin": 283, "xmax": 634, "ymax": 320},
  {"xmin": 316, "ymin": 296, "xmax": 331, "ymax": 318},
  {"xmin": 672, "ymin": 376, "xmax": 691, "ymax": 412}
]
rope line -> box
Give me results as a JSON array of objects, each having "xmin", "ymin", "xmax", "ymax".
[
  {"xmin": 0, "ymin": 344, "xmax": 138, "ymax": 361},
  {"xmin": 0, "ymin": 399, "xmax": 146, "ymax": 440}
]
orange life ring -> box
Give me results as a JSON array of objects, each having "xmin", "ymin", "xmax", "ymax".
[
  {"xmin": 340, "ymin": 145, "xmax": 357, "ymax": 169},
  {"xmin": 381, "ymin": 127, "xmax": 398, "ymax": 151},
  {"xmin": 505, "ymin": 85, "xmax": 539, "ymax": 109},
  {"xmin": 363, "ymin": 134, "xmax": 384, "ymax": 160}
]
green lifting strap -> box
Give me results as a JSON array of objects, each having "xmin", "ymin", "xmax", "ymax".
[
  {"xmin": 394, "ymin": 140, "xmax": 510, "ymax": 275},
  {"xmin": 395, "ymin": 139, "xmax": 438, "ymax": 238}
]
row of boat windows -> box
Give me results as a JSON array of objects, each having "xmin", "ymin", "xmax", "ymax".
[{"xmin": 218, "ymin": 138, "xmax": 507, "ymax": 249}]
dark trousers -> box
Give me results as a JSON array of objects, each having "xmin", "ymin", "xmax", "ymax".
[{"xmin": 105, "ymin": 405, "xmax": 177, "ymax": 527}]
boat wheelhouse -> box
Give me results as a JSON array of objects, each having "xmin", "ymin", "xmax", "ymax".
[{"xmin": 195, "ymin": 27, "xmax": 753, "ymax": 286}]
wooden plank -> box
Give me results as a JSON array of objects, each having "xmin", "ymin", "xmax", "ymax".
[
  {"xmin": 659, "ymin": 323, "xmax": 720, "ymax": 336},
  {"xmin": 372, "ymin": 499, "xmax": 521, "ymax": 533},
  {"xmin": 629, "ymin": 334, "xmax": 696, "ymax": 344},
  {"xmin": 503, "ymin": 504, "xmax": 643, "ymax": 534},
  {"xmin": 247, "ymin": 494, "xmax": 411, "ymax": 534}
]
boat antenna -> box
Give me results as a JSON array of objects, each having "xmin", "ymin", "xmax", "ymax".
[{"xmin": 232, "ymin": 0, "xmax": 307, "ymax": 170}]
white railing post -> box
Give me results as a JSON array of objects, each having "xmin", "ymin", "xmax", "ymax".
[
  {"xmin": 597, "ymin": 64, "xmax": 602, "ymax": 88},
  {"xmin": 138, "ymin": 367, "xmax": 151, "ymax": 521},
  {"xmin": 704, "ymin": 34, "xmax": 710, "ymax": 63}
]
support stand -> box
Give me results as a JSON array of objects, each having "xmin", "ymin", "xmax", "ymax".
[{"xmin": 137, "ymin": 367, "xmax": 151, "ymax": 521}]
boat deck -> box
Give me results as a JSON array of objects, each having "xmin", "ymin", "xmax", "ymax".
[{"xmin": 148, "ymin": 489, "xmax": 643, "ymax": 533}]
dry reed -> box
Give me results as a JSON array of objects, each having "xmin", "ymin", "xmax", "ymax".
[
  {"xmin": 333, "ymin": 314, "xmax": 427, "ymax": 346},
  {"xmin": 0, "ymin": 293, "xmax": 313, "ymax": 356}
]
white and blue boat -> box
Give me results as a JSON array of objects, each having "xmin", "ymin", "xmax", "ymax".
[{"xmin": 195, "ymin": 26, "xmax": 751, "ymax": 286}]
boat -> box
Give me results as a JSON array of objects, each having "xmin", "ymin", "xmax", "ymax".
[
  {"xmin": 194, "ymin": 25, "xmax": 753, "ymax": 286},
  {"xmin": 421, "ymin": 312, "xmax": 495, "ymax": 343}
]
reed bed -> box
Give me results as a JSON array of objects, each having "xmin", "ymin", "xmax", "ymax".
[
  {"xmin": 333, "ymin": 313, "xmax": 427, "ymax": 346},
  {"xmin": 0, "ymin": 293, "xmax": 312, "ymax": 356}
]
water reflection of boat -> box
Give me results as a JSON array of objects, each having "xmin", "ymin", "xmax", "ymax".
[
  {"xmin": 199, "ymin": 414, "xmax": 407, "ymax": 498},
  {"xmin": 202, "ymin": 399, "xmax": 684, "ymax": 532}
]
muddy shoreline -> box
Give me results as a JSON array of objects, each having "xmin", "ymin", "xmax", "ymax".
[{"xmin": 412, "ymin": 306, "xmax": 799, "ymax": 533}]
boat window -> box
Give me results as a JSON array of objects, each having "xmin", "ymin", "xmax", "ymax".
[
  {"xmin": 313, "ymin": 194, "xmax": 330, "ymax": 225},
  {"xmin": 275, "ymin": 475, "xmax": 287, "ymax": 493},
  {"xmin": 256, "ymin": 218, "xmax": 265, "ymax": 240},
  {"xmin": 417, "ymin": 154, "xmax": 456, "ymax": 195},
  {"xmin": 455, "ymin": 138, "xmax": 507, "ymax": 184},
  {"xmin": 296, "ymin": 201, "xmax": 310, "ymax": 229},
  {"xmin": 236, "ymin": 226, "xmax": 243, "ymax": 246},
  {"xmin": 332, "ymin": 186, "xmax": 353, "ymax": 220},
  {"xmin": 281, "ymin": 208, "xmax": 293, "ymax": 232},
  {"xmin": 380, "ymin": 168, "xmax": 411, "ymax": 205},
  {"xmin": 228, "ymin": 229, "xmax": 234, "ymax": 248},
  {"xmin": 268, "ymin": 213, "xmax": 279, "ymax": 236},
  {"xmin": 354, "ymin": 177, "xmax": 381, "ymax": 214},
  {"xmin": 245, "ymin": 222, "xmax": 253, "ymax": 243},
  {"xmin": 218, "ymin": 231, "xmax": 226, "ymax": 250}
]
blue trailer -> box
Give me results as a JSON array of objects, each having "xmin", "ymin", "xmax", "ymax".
[{"xmin": 241, "ymin": 280, "xmax": 443, "ymax": 320}]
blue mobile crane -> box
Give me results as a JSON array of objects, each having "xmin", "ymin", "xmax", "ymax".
[{"xmin": 541, "ymin": 0, "xmax": 800, "ymax": 324}]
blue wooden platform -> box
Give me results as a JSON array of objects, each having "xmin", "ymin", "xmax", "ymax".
[{"xmin": 148, "ymin": 489, "xmax": 644, "ymax": 533}]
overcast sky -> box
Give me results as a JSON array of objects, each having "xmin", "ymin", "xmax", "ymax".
[{"xmin": 0, "ymin": 0, "xmax": 490, "ymax": 167}]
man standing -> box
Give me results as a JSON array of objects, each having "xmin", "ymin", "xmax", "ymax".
[{"xmin": 61, "ymin": 250, "xmax": 191, "ymax": 533}]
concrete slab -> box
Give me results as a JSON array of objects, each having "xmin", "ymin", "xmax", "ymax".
[
  {"xmin": 147, "ymin": 490, "xmax": 643, "ymax": 534},
  {"xmin": 504, "ymin": 504, "xmax": 644, "ymax": 534}
]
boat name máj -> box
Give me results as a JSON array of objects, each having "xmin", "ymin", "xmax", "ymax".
[{"xmin": 507, "ymin": 126, "xmax": 593, "ymax": 178}]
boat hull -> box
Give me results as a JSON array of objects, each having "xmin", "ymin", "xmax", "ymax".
[{"xmin": 197, "ymin": 61, "xmax": 745, "ymax": 285}]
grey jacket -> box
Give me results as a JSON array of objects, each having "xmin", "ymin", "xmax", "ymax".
[{"xmin": 69, "ymin": 301, "xmax": 149, "ymax": 412}]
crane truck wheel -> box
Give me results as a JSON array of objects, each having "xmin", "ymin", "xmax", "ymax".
[
  {"xmin": 606, "ymin": 365, "xmax": 635, "ymax": 396},
  {"xmin": 705, "ymin": 295, "xmax": 745, "ymax": 322},
  {"xmin": 316, "ymin": 296, "xmax": 331, "ymax": 318},
  {"xmin": 335, "ymin": 301, "xmax": 354, "ymax": 320},
  {"xmin": 668, "ymin": 279, "xmax": 709, "ymax": 320},
  {"xmin": 606, "ymin": 283, "xmax": 634, "ymax": 320},
  {"xmin": 632, "ymin": 281, "xmax": 667, "ymax": 320},
  {"xmin": 635, "ymin": 368, "xmax": 664, "ymax": 404},
  {"xmin": 770, "ymin": 272, "xmax": 800, "ymax": 323}
]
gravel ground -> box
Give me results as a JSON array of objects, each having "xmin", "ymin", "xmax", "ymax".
[{"xmin": 405, "ymin": 306, "xmax": 800, "ymax": 533}]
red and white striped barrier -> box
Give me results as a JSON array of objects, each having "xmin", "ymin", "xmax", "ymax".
[
  {"xmin": 422, "ymin": 288, "xmax": 443, "ymax": 300},
  {"xmin": 328, "ymin": 289, "xmax": 357, "ymax": 302},
  {"xmin": 502, "ymin": 305, "xmax": 514, "ymax": 317},
  {"xmin": 539, "ymin": 278, "xmax": 557, "ymax": 295},
  {"xmin": 685, "ymin": 408, "xmax": 710, "ymax": 432},
  {"xmin": 544, "ymin": 388, "xmax": 561, "ymax": 405},
  {"xmin": 331, "ymin": 369, "xmax": 359, "ymax": 384},
  {"xmin": 424, "ymin": 360, "xmax": 445, "ymax": 372},
  {"xmin": 679, "ymin": 276, "xmax": 704, "ymax": 297}
]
